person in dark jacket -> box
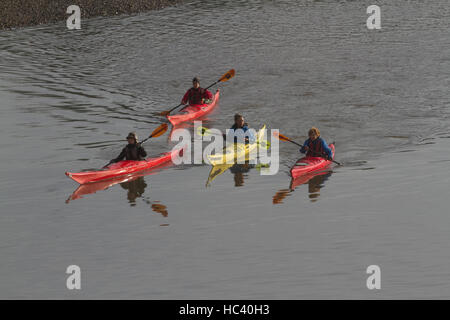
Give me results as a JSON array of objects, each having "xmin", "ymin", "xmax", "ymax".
[
  {"xmin": 300, "ymin": 127, "xmax": 333, "ymax": 160},
  {"xmin": 181, "ymin": 77, "xmax": 213, "ymax": 105},
  {"xmin": 111, "ymin": 132, "xmax": 147, "ymax": 163},
  {"xmin": 224, "ymin": 113, "xmax": 256, "ymax": 144}
]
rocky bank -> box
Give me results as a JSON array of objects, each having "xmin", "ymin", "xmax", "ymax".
[{"xmin": 0, "ymin": 0, "xmax": 181, "ymax": 30}]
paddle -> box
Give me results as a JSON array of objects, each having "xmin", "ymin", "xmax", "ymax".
[
  {"xmin": 197, "ymin": 126, "xmax": 270, "ymax": 149},
  {"xmin": 159, "ymin": 69, "xmax": 236, "ymax": 117},
  {"xmin": 140, "ymin": 123, "xmax": 168, "ymax": 144},
  {"xmin": 103, "ymin": 124, "xmax": 168, "ymax": 168},
  {"xmin": 273, "ymin": 131, "xmax": 342, "ymax": 166}
]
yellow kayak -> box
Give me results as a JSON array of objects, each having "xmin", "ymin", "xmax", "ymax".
[{"xmin": 207, "ymin": 125, "xmax": 266, "ymax": 166}]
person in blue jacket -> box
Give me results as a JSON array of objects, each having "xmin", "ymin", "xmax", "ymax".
[
  {"xmin": 300, "ymin": 127, "xmax": 333, "ymax": 160},
  {"xmin": 224, "ymin": 113, "xmax": 256, "ymax": 144}
]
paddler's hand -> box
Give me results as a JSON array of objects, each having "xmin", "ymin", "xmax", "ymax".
[{"xmin": 326, "ymin": 155, "xmax": 332, "ymax": 161}]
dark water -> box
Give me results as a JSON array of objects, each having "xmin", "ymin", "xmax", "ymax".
[{"xmin": 1, "ymin": 0, "xmax": 450, "ymax": 298}]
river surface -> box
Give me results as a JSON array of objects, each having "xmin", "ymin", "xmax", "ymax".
[{"xmin": 1, "ymin": 0, "xmax": 450, "ymax": 299}]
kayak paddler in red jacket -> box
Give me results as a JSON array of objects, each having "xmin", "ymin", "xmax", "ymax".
[
  {"xmin": 111, "ymin": 132, "xmax": 147, "ymax": 163},
  {"xmin": 300, "ymin": 127, "xmax": 333, "ymax": 160},
  {"xmin": 181, "ymin": 77, "xmax": 213, "ymax": 106}
]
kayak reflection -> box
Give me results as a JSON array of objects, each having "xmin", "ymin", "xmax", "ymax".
[
  {"xmin": 66, "ymin": 164, "xmax": 171, "ymax": 212},
  {"xmin": 206, "ymin": 162, "xmax": 255, "ymax": 187},
  {"xmin": 273, "ymin": 170, "xmax": 333, "ymax": 204}
]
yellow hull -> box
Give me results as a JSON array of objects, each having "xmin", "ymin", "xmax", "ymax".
[{"xmin": 207, "ymin": 125, "xmax": 266, "ymax": 166}]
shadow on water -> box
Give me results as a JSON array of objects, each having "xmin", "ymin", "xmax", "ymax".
[{"xmin": 273, "ymin": 170, "xmax": 333, "ymax": 204}]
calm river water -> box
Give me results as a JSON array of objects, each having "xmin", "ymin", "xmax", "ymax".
[{"xmin": 1, "ymin": 0, "xmax": 450, "ymax": 298}]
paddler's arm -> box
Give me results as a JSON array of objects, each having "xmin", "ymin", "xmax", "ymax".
[
  {"xmin": 137, "ymin": 144, "xmax": 147, "ymax": 158},
  {"xmin": 203, "ymin": 89, "xmax": 213, "ymax": 103},
  {"xmin": 103, "ymin": 147, "xmax": 126, "ymax": 168},
  {"xmin": 111, "ymin": 147, "xmax": 126, "ymax": 163},
  {"xmin": 181, "ymin": 89, "xmax": 190, "ymax": 105},
  {"xmin": 320, "ymin": 139, "xmax": 333, "ymax": 160},
  {"xmin": 223, "ymin": 127, "xmax": 235, "ymax": 141},
  {"xmin": 300, "ymin": 139, "xmax": 310, "ymax": 154}
]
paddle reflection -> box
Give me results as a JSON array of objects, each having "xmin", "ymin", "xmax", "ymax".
[
  {"xmin": 273, "ymin": 170, "xmax": 333, "ymax": 204},
  {"xmin": 151, "ymin": 203, "xmax": 168, "ymax": 217}
]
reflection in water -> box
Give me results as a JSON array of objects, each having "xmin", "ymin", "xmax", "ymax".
[
  {"xmin": 151, "ymin": 203, "xmax": 168, "ymax": 217},
  {"xmin": 206, "ymin": 162, "xmax": 255, "ymax": 187},
  {"xmin": 120, "ymin": 177, "xmax": 147, "ymax": 206},
  {"xmin": 66, "ymin": 174, "xmax": 168, "ymax": 215},
  {"xmin": 230, "ymin": 163, "xmax": 252, "ymax": 187},
  {"xmin": 273, "ymin": 170, "xmax": 333, "ymax": 204}
]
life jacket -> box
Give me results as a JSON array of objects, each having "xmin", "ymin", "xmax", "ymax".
[
  {"xmin": 125, "ymin": 144, "xmax": 144, "ymax": 161},
  {"xmin": 306, "ymin": 137, "xmax": 325, "ymax": 157},
  {"xmin": 188, "ymin": 87, "xmax": 206, "ymax": 105},
  {"xmin": 229, "ymin": 123, "xmax": 251, "ymax": 143},
  {"xmin": 230, "ymin": 123, "xmax": 249, "ymax": 131}
]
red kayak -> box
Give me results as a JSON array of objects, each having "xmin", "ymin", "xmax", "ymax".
[
  {"xmin": 290, "ymin": 144, "xmax": 335, "ymax": 179},
  {"xmin": 289, "ymin": 170, "xmax": 331, "ymax": 190},
  {"xmin": 167, "ymin": 89, "xmax": 220, "ymax": 126},
  {"xmin": 66, "ymin": 161, "xmax": 173, "ymax": 202},
  {"xmin": 66, "ymin": 147, "xmax": 184, "ymax": 184}
]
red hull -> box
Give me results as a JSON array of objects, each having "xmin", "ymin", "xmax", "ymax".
[
  {"xmin": 290, "ymin": 144, "xmax": 335, "ymax": 179},
  {"xmin": 66, "ymin": 147, "xmax": 183, "ymax": 184},
  {"xmin": 66, "ymin": 161, "xmax": 172, "ymax": 202},
  {"xmin": 167, "ymin": 90, "xmax": 220, "ymax": 126}
]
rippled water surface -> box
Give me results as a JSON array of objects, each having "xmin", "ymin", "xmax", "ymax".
[{"xmin": 1, "ymin": 0, "xmax": 450, "ymax": 298}]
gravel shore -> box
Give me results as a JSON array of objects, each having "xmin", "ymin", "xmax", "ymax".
[{"xmin": 0, "ymin": 0, "xmax": 181, "ymax": 30}]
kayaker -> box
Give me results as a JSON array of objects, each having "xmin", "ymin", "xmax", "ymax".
[
  {"xmin": 300, "ymin": 127, "xmax": 333, "ymax": 160},
  {"xmin": 110, "ymin": 132, "xmax": 147, "ymax": 163},
  {"xmin": 181, "ymin": 77, "xmax": 213, "ymax": 105},
  {"xmin": 224, "ymin": 113, "xmax": 256, "ymax": 144}
]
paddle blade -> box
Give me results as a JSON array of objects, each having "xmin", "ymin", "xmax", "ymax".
[
  {"xmin": 272, "ymin": 131, "xmax": 292, "ymax": 142},
  {"xmin": 150, "ymin": 123, "xmax": 168, "ymax": 138},
  {"xmin": 218, "ymin": 69, "xmax": 235, "ymax": 83}
]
